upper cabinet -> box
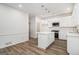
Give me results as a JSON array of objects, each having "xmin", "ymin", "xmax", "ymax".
[
  {"xmin": 72, "ymin": 4, "xmax": 79, "ymax": 26},
  {"xmin": 60, "ymin": 16, "xmax": 74, "ymax": 27},
  {"xmin": 72, "ymin": 4, "xmax": 79, "ymax": 30}
]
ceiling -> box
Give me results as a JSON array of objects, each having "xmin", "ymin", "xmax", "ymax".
[{"xmin": 4, "ymin": 3, "xmax": 74, "ymax": 18}]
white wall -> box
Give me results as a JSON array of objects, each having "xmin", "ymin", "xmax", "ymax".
[
  {"xmin": 29, "ymin": 15, "xmax": 37, "ymax": 38},
  {"xmin": 36, "ymin": 17, "xmax": 41, "ymax": 32},
  {"xmin": 29, "ymin": 15, "xmax": 43, "ymax": 38},
  {"xmin": 0, "ymin": 4, "xmax": 29, "ymax": 48}
]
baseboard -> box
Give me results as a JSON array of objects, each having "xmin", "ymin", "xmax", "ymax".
[
  {"xmin": 30, "ymin": 37, "xmax": 37, "ymax": 40},
  {"xmin": 59, "ymin": 39, "xmax": 67, "ymax": 41},
  {"xmin": 0, "ymin": 39, "xmax": 29, "ymax": 49}
]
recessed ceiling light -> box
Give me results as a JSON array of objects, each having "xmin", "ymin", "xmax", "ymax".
[
  {"xmin": 45, "ymin": 8, "xmax": 48, "ymax": 10},
  {"xmin": 18, "ymin": 4, "xmax": 22, "ymax": 8},
  {"xmin": 65, "ymin": 8, "xmax": 71, "ymax": 13},
  {"xmin": 67, "ymin": 8, "xmax": 71, "ymax": 11}
]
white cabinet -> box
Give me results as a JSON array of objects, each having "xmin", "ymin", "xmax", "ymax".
[
  {"xmin": 59, "ymin": 27, "xmax": 76, "ymax": 40},
  {"xmin": 72, "ymin": 4, "xmax": 79, "ymax": 26},
  {"xmin": 59, "ymin": 28, "xmax": 67, "ymax": 40},
  {"xmin": 67, "ymin": 32, "xmax": 79, "ymax": 55},
  {"xmin": 37, "ymin": 32, "xmax": 55, "ymax": 49},
  {"xmin": 72, "ymin": 4, "xmax": 79, "ymax": 31}
]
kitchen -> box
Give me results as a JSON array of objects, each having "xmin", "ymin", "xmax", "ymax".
[
  {"xmin": 37, "ymin": 4, "xmax": 79, "ymax": 55},
  {"xmin": 0, "ymin": 3, "xmax": 79, "ymax": 55}
]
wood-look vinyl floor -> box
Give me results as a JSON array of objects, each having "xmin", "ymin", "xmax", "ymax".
[{"xmin": 0, "ymin": 39, "xmax": 68, "ymax": 55}]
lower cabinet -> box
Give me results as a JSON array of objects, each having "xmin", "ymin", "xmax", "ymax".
[
  {"xmin": 67, "ymin": 33, "xmax": 79, "ymax": 55},
  {"xmin": 59, "ymin": 31, "xmax": 67, "ymax": 40},
  {"xmin": 59, "ymin": 27, "xmax": 76, "ymax": 40}
]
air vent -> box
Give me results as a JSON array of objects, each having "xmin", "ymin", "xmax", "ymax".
[{"xmin": 5, "ymin": 42, "xmax": 12, "ymax": 45}]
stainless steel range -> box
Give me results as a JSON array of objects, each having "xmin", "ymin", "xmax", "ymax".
[{"xmin": 51, "ymin": 30, "xmax": 59, "ymax": 39}]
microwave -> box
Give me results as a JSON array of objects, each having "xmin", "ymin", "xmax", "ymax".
[{"xmin": 52, "ymin": 22, "xmax": 59, "ymax": 27}]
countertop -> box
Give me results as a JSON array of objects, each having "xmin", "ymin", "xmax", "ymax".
[
  {"xmin": 37, "ymin": 32, "xmax": 54, "ymax": 34},
  {"xmin": 67, "ymin": 32, "xmax": 79, "ymax": 37}
]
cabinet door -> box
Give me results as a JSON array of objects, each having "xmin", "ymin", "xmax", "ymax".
[
  {"xmin": 59, "ymin": 28, "xmax": 67, "ymax": 40},
  {"xmin": 67, "ymin": 36, "xmax": 79, "ymax": 55}
]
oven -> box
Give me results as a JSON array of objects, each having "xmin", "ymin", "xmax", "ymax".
[{"xmin": 51, "ymin": 30, "xmax": 59, "ymax": 39}]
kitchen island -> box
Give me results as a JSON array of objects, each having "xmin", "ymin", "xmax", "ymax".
[{"xmin": 37, "ymin": 32, "xmax": 55, "ymax": 49}]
